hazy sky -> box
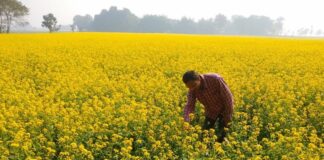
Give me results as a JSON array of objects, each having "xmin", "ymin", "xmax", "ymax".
[{"xmin": 21, "ymin": 0, "xmax": 324, "ymax": 32}]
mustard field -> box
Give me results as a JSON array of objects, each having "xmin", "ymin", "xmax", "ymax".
[{"xmin": 0, "ymin": 33, "xmax": 323, "ymax": 159}]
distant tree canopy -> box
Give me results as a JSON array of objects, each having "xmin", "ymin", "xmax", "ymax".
[
  {"xmin": 72, "ymin": 6, "xmax": 284, "ymax": 35},
  {"xmin": 91, "ymin": 7, "xmax": 139, "ymax": 32},
  {"xmin": 138, "ymin": 15, "xmax": 171, "ymax": 33},
  {"xmin": 42, "ymin": 13, "xmax": 60, "ymax": 33},
  {"xmin": 73, "ymin": 14, "xmax": 93, "ymax": 31},
  {"xmin": 0, "ymin": 0, "xmax": 29, "ymax": 33}
]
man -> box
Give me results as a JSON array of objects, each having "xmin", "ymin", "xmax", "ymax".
[{"xmin": 182, "ymin": 70, "xmax": 234, "ymax": 143}]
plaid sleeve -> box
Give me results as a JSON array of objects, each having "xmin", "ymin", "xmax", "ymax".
[
  {"xmin": 183, "ymin": 90, "xmax": 196, "ymax": 122},
  {"xmin": 217, "ymin": 76, "xmax": 234, "ymax": 127}
]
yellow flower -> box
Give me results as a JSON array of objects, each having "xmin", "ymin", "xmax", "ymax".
[
  {"xmin": 0, "ymin": 32, "xmax": 322, "ymax": 159},
  {"xmin": 70, "ymin": 142, "xmax": 78, "ymax": 149},
  {"xmin": 10, "ymin": 143, "xmax": 19, "ymax": 148}
]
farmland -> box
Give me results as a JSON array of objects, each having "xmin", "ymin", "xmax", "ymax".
[{"xmin": 0, "ymin": 33, "xmax": 323, "ymax": 159}]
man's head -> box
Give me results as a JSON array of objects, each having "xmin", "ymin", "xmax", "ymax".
[{"xmin": 182, "ymin": 70, "xmax": 201, "ymax": 90}]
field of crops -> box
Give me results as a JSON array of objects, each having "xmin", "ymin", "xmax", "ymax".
[{"xmin": 0, "ymin": 33, "xmax": 323, "ymax": 159}]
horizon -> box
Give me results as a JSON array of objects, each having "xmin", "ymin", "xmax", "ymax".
[{"xmin": 20, "ymin": 0, "xmax": 324, "ymax": 34}]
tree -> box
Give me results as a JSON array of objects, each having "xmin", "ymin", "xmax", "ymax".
[
  {"xmin": 41, "ymin": 13, "xmax": 60, "ymax": 32},
  {"xmin": 172, "ymin": 17, "xmax": 197, "ymax": 34},
  {"xmin": 0, "ymin": 0, "xmax": 29, "ymax": 33},
  {"xmin": 70, "ymin": 24, "xmax": 76, "ymax": 32},
  {"xmin": 297, "ymin": 28, "xmax": 309, "ymax": 36},
  {"xmin": 246, "ymin": 15, "xmax": 274, "ymax": 35},
  {"xmin": 214, "ymin": 14, "xmax": 228, "ymax": 34},
  {"xmin": 137, "ymin": 15, "xmax": 171, "ymax": 33},
  {"xmin": 73, "ymin": 14, "xmax": 93, "ymax": 31},
  {"xmin": 272, "ymin": 17, "xmax": 284, "ymax": 35},
  {"xmin": 315, "ymin": 29, "xmax": 322, "ymax": 36},
  {"xmin": 92, "ymin": 7, "xmax": 139, "ymax": 32},
  {"xmin": 0, "ymin": 3, "xmax": 5, "ymax": 33},
  {"xmin": 197, "ymin": 18, "xmax": 216, "ymax": 34},
  {"xmin": 227, "ymin": 15, "xmax": 278, "ymax": 35}
]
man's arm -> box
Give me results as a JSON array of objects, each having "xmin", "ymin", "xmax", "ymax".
[
  {"xmin": 216, "ymin": 76, "xmax": 234, "ymax": 127},
  {"xmin": 183, "ymin": 90, "xmax": 197, "ymax": 122}
]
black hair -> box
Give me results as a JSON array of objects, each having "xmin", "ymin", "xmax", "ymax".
[{"xmin": 182, "ymin": 70, "xmax": 200, "ymax": 83}]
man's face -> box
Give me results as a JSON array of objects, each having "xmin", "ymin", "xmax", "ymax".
[{"xmin": 185, "ymin": 78, "xmax": 201, "ymax": 91}]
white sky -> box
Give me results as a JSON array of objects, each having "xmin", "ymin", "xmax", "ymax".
[{"xmin": 21, "ymin": 0, "xmax": 324, "ymax": 32}]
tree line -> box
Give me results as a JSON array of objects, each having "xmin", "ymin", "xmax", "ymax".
[
  {"xmin": 73, "ymin": 6, "xmax": 284, "ymax": 35},
  {"xmin": 0, "ymin": 1, "xmax": 284, "ymax": 35}
]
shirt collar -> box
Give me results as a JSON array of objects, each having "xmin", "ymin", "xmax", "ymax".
[{"xmin": 199, "ymin": 74, "xmax": 208, "ymax": 90}]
